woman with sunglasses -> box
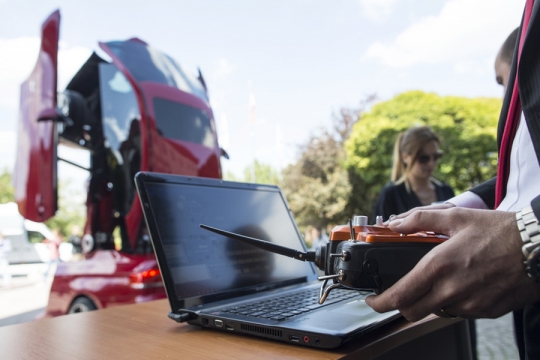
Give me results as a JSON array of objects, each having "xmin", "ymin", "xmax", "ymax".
[{"xmin": 372, "ymin": 126, "xmax": 455, "ymax": 222}]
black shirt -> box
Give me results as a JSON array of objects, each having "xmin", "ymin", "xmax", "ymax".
[{"xmin": 372, "ymin": 180, "xmax": 455, "ymax": 223}]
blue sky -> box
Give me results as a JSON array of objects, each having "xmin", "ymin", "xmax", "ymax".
[{"xmin": 0, "ymin": 0, "xmax": 523, "ymax": 187}]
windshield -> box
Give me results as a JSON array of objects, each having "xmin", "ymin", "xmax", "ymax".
[
  {"xmin": 104, "ymin": 40, "xmax": 207, "ymax": 102},
  {"xmin": 153, "ymin": 97, "xmax": 216, "ymax": 149}
]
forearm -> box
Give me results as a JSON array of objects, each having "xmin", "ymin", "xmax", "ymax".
[{"xmin": 468, "ymin": 177, "xmax": 496, "ymax": 209}]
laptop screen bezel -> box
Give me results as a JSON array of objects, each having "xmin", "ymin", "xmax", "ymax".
[{"xmin": 135, "ymin": 172, "xmax": 318, "ymax": 312}]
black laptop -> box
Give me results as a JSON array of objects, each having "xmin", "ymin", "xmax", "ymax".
[{"xmin": 135, "ymin": 172, "xmax": 400, "ymax": 349}]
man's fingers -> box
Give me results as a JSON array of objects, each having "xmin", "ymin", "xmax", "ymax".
[
  {"xmin": 365, "ymin": 250, "xmax": 437, "ymax": 315},
  {"xmin": 401, "ymin": 270, "xmax": 465, "ymax": 320},
  {"xmin": 388, "ymin": 208, "xmax": 458, "ymax": 235},
  {"xmin": 389, "ymin": 203, "xmax": 456, "ymax": 222}
]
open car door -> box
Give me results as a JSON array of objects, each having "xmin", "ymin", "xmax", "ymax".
[{"xmin": 13, "ymin": 10, "xmax": 60, "ymax": 222}]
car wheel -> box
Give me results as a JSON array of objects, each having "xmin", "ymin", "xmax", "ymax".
[
  {"xmin": 68, "ymin": 297, "xmax": 97, "ymax": 314},
  {"xmin": 81, "ymin": 234, "xmax": 94, "ymax": 254}
]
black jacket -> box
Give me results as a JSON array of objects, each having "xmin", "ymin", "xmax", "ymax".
[
  {"xmin": 372, "ymin": 180, "xmax": 455, "ymax": 223},
  {"xmin": 469, "ymin": 3, "xmax": 540, "ymax": 358}
]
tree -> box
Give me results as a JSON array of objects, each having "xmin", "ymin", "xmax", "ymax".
[
  {"xmin": 0, "ymin": 168, "xmax": 15, "ymax": 204},
  {"xmin": 280, "ymin": 95, "xmax": 376, "ymax": 233},
  {"xmin": 345, "ymin": 90, "xmax": 501, "ymax": 218},
  {"xmin": 45, "ymin": 179, "xmax": 85, "ymax": 237},
  {"xmin": 243, "ymin": 160, "xmax": 279, "ymax": 185},
  {"xmin": 280, "ymin": 134, "xmax": 351, "ymax": 231},
  {"xmin": 223, "ymin": 160, "xmax": 280, "ymax": 185},
  {"xmin": 224, "ymin": 171, "xmax": 241, "ymax": 182},
  {"xmin": 0, "ymin": 169, "xmax": 84, "ymax": 236}
]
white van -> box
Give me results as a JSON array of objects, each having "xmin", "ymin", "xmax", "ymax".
[{"xmin": 0, "ymin": 202, "xmax": 54, "ymax": 264}]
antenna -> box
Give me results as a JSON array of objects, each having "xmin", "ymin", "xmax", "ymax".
[
  {"xmin": 349, "ymin": 218, "xmax": 356, "ymax": 240},
  {"xmin": 200, "ymin": 224, "xmax": 315, "ymax": 262}
]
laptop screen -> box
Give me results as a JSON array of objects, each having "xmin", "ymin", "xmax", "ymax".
[{"xmin": 141, "ymin": 176, "xmax": 317, "ymax": 307}]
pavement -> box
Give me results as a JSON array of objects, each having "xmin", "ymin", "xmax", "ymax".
[
  {"xmin": 476, "ymin": 315, "xmax": 519, "ymax": 360},
  {"xmin": 0, "ymin": 263, "xmax": 54, "ymax": 327},
  {"xmin": 0, "ymin": 264, "xmax": 523, "ymax": 358}
]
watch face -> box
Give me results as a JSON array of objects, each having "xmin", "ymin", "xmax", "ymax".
[{"xmin": 526, "ymin": 247, "xmax": 540, "ymax": 281}]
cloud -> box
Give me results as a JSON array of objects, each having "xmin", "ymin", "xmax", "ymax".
[
  {"xmin": 212, "ymin": 58, "xmax": 234, "ymax": 79},
  {"xmin": 208, "ymin": 58, "xmax": 234, "ymax": 131},
  {"xmin": 359, "ymin": 0, "xmax": 400, "ymax": 21},
  {"xmin": 364, "ymin": 0, "xmax": 522, "ymax": 70},
  {"xmin": 0, "ymin": 37, "xmax": 40, "ymax": 108},
  {"xmin": 216, "ymin": 112, "xmax": 230, "ymax": 150},
  {"xmin": 0, "ymin": 131, "xmax": 16, "ymax": 171},
  {"xmin": 453, "ymin": 58, "xmax": 492, "ymax": 74},
  {"xmin": 57, "ymin": 43, "xmax": 93, "ymax": 89},
  {"xmin": 0, "ymin": 37, "xmax": 91, "ymax": 109}
]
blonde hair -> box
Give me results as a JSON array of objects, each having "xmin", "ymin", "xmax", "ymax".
[{"xmin": 391, "ymin": 126, "xmax": 440, "ymax": 183}]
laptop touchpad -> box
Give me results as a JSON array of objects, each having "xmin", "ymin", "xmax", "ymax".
[
  {"xmin": 327, "ymin": 300, "xmax": 374, "ymax": 317},
  {"xmin": 292, "ymin": 300, "xmax": 389, "ymax": 332}
]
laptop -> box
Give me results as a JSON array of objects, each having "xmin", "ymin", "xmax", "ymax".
[{"xmin": 135, "ymin": 172, "xmax": 400, "ymax": 349}]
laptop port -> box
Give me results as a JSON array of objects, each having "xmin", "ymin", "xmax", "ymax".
[
  {"xmin": 304, "ymin": 336, "xmax": 309, "ymax": 343},
  {"xmin": 214, "ymin": 319, "xmax": 224, "ymax": 327},
  {"xmin": 201, "ymin": 318, "xmax": 208, "ymax": 326},
  {"xmin": 289, "ymin": 335, "xmax": 299, "ymax": 342},
  {"xmin": 225, "ymin": 324, "xmax": 234, "ymax": 330}
]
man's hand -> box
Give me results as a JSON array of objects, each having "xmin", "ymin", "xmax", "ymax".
[
  {"xmin": 383, "ymin": 203, "xmax": 455, "ymax": 226},
  {"xmin": 366, "ymin": 207, "xmax": 540, "ymax": 321}
]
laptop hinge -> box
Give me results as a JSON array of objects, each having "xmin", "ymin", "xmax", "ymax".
[{"xmin": 168, "ymin": 310, "xmax": 197, "ymax": 323}]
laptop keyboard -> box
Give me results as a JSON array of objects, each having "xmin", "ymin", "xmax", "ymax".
[{"xmin": 220, "ymin": 287, "xmax": 368, "ymax": 321}]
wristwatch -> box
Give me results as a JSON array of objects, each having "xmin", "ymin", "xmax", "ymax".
[{"xmin": 516, "ymin": 205, "xmax": 540, "ymax": 282}]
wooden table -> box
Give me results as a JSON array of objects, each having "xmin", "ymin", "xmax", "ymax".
[{"xmin": 0, "ymin": 299, "xmax": 472, "ymax": 359}]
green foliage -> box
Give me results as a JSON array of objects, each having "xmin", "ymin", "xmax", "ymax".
[
  {"xmin": 45, "ymin": 179, "xmax": 85, "ymax": 237},
  {"xmin": 243, "ymin": 160, "xmax": 280, "ymax": 185},
  {"xmin": 0, "ymin": 168, "xmax": 15, "ymax": 204},
  {"xmin": 280, "ymin": 132, "xmax": 353, "ymax": 232},
  {"xmin": 0, "ymin": 170, "xmax": 84, "ymax": 236},
  {"xmin": 280, "ymin": 136, "xmax": 352, "ymax": 231},
  {"xmin": 224, "ymin": 171, "xmax": 241, "ymax": 182},
  {"xmin": 345, "ymin": 90, "xmax": 501, "ymax": 217},
  {"xmin": 280, "ymin": 95, "xmax": 376, "ymax": 234},
  {"xmin": 223, "ymin": 161, "xmax": 280, "ymax": 185}
]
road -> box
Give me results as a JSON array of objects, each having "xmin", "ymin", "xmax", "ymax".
[{"xmin": 0, "ymin": 264, "xmax": 521, "ymax": 359}]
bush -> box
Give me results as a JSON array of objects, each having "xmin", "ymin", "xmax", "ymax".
[{"xmin": 345, "ymin": 90, "xmax": 501, "ymax": 217}]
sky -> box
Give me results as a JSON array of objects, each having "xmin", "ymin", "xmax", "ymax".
[{"xmin": 0, "ymin": 0, "xmax": 524, "ymax": 190}]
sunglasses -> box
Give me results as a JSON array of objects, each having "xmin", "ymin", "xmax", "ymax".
[{"xmin": 417, "ymin": 151, "xmax": 443, "ymax": 164}]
